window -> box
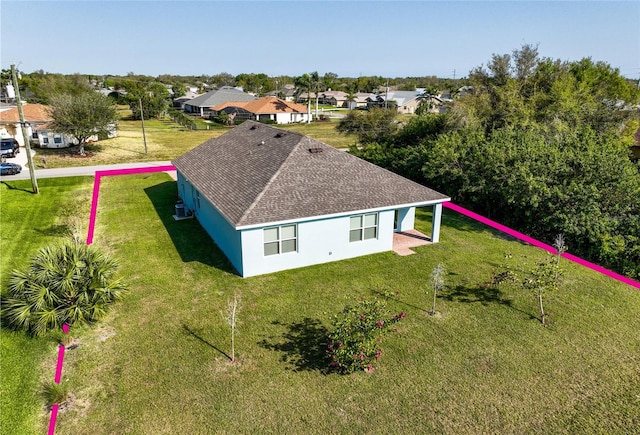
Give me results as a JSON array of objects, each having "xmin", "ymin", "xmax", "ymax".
[
  {"xmin": 53, "ymin": 135, "xmax": 62, "ymax": 144},
  {"xmin": 349, "ymin": 213, "xmax": 378, "ymax": 242},
  {"xmin": 264, "ymin": 225, "xmax": 297, "ymax": 256},
  {"xmin": 42, "ymin": 137, "xmax": 49, "ymax": 144}
]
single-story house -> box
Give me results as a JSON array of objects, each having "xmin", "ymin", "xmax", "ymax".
[
  {"xmin": 212, "ymin": 97, "xmax": 310, "ymax": 124},
  {"xmin": 173, "ymin": 91, "xmax": 201, "ymax": 109},
  {"xmin": 319, "ymin": 90, "xmax": 348, "ymax": 107},
  {"xmin": 0, "ymin": 103, "xmax": 51, "ymax": 146},
  {"xmin": 0, "ymin": 103, "xmax": 116, "ymax": 148},
  {"xmin": 172, "ymin": 121, "xmax": 450, "ymax": 277},
  {"xmin": 183, "ymin": 86, "xmax": 256, "ymax": 117},
  {"xmin": 367, "ymin": 90, "xmax": 425, "ymax": 114}
]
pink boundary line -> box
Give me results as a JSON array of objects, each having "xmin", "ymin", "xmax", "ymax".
[
  {"xmin": 48, "ymin": 165, "xmax": 637, "ymax": 434},
  {"xmin": 443, "ymin": 202, "xmax": 640, "ymax": 290},
  {"xmin": 47, "ymin": 324, "xmax": 69, "ymax": 435},
  {"xmin": 49, "ymin": 166, "xmax": 174, "ymax": 435},
  {"xmin": 87, "ymin": 166, "xmax": 176, "ymax": 245}
]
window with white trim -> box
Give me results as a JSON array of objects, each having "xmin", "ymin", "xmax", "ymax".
[
  {"xmin": 349, "ymin": 213, "xmax": 378, "ymax": 242},
  {"xmin": 264, "ymin": 224, "xmax": 297, "ymax": 256}
]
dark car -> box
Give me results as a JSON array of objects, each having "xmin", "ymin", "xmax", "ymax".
[
  {"xmin": 0, "ymin": 162, "xmax": 22, "ymax": 175},
  {"xmin": 1, "ymin": 138, "xmax": 20, "ymax": 158}
]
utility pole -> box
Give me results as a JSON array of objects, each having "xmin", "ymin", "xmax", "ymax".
[
  {"xmin": 11, "ymin": 64, "xmax": 38, "ymax": 194},
  {"xmin": 139, "ymin": 98, "xmax": 147, "ymax": 154}
]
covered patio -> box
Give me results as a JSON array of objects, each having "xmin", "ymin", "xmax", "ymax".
[{"xmin": 392, "ymin": 229, "xmax": 432, "ymax": 256}]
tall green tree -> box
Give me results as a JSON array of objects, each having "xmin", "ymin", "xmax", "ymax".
[{"xmin": 49, "ymin": 91, "xmax": 118, "ymax": 146}]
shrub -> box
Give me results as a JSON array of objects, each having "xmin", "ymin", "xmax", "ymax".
[
  {"xmin": 1, "ymin": 240, "xmax": 127, "ymax": 336},
  {"xmin": 42, "ymin": 381, "xmax": 69, "ymax": 407},
  {"xmin": 326, "ymin": 298, "xmax": 405, "ymax": 373}
]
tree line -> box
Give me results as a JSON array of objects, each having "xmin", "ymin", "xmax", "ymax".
[{"xmin": 344, "ymin": 45, "xmax": 640, "ymax": 280}]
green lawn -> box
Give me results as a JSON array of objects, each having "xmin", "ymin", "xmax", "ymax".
[
  {"xmin": 35, "ymin": 117, "xmax": 353, "ymax": 169},
  {"xmin": 0, "ymin": 177, "xmax": 95, "ymax": 435},
  {"xmin": 2, "ymin": 174, "xmax": 639, "ymax": 434}
]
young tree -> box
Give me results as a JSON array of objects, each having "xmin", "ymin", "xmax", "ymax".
[
  {"xmin": 1, "ymin": 240, "xmax": 127, "ymax": 336},
  {"xmin": 223, "ymin": 292, "xmax": 241, "ymax": 362},
  {"xmin": 429, "ymin": 263, "xmax": 446, "ymax": 315},
  {"xmin": 49, "ymin": 91, "xmax": 117, "ymax": 148}
]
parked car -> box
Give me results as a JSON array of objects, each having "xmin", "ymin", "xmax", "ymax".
[
  {"xmin": 1, "ymin": 138, "xmax": 20, "ymax": 158},
  {"xmin": 0, "ymin": 162, "xmax": 22, "ymax": 175}
]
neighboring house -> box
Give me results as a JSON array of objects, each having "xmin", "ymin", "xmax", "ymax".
[
  {"xmin": 173, "ymin": 91, "xmax": 201, "ymax": 109},
  {"xmin": 367, "ymin": 90, "xmax": 425, "ymax": 114},
  {"xmin": 172, "ymin": 121, "xmax": 450, "ymax": 278},
  {"xmin": 319, "ymin": 90, "xmax": 348, "ymax": 107},
  {"xmin": 0, "ymin": 103, "xmax": 116, "ymax": 148},
  {"xmin": 264, "ymin": 87, "xmax": 297, "ymax": 102},
  {"xmin": 0, "ymin": 103, "xmax": 53, "ymax": 146},
  {"xmin": 34, "ymin": 122, "xmax": 117, "ymax": 148},
  {"xmin": 212, "ymin": 97, "xmax": 310, "ymax": 124},
  {"xmin": 183, "ymin": 86, "xmax": 256, "ymax": 117}
]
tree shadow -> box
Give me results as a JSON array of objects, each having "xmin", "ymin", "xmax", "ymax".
[
  {"xmin": 143, "ymin": 181, "xmax": 236, "ymax": 274},
  {"xmin": 182, "ymin": 324, "xmax": 231, "ymax": 360},
  {"xmin": 441, "ymin": 284, "xmax": 535, "ymax": 319},
  {"xmin": 371, "ymin": 290, "xmax": 426, "ymax": 313},
  {"xmin": 258, "ymin": 318, "xmax": 330, "ymax": 373}
]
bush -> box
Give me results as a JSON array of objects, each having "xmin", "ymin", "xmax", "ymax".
[
  {"xmin": 1, "ymin": 240, "xmax": 127, "ymax": 336},
  {"xmin": 326, "ymin": 298, "xmax": 405, "ymax": 373}
]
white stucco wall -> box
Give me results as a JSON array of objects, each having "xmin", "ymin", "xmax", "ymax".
[{"xmin": 239, "ymin": 210, "xmax": 396, "ymax": 277}]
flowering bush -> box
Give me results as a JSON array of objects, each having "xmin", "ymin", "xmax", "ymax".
[{"xmin": 326, "ymin": 298, "xmax": 406, "ymax": 373}]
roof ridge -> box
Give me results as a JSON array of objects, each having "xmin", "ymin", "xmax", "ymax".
[{"xmin": 236, "ymin": 125, "xmax": 305, "ymax": 226}]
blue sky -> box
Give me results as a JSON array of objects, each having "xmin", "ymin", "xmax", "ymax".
[{"xmin": 2, "ymin": 1, "xmax": 639, "ymax": 78}]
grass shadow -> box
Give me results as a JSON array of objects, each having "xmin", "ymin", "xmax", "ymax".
[
  {"xmin": 258, "ymin": 318, "xmax": 330, "ymax": 374},
  {"xmin": 143, "ymin": 181, "xmax": 236, "ymax": 273},
  {"xmin": 34, "ymin": 224, "xmax": 69, "ymax": 238},
  {"xmin": 1, "ymin": 181, "xmax": 34, "ymax": 193},
  {"xmin": 182, "ymin": 324, "xmax": 231, "ymax": 360}
]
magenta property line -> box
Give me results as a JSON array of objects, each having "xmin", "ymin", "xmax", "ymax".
[
  {"xmin": 48, "ymin": 405, "xmax": 59, "ymax": 435},
  {"xmin": 86, "ymin": 165, "xmax": 176, "ymax": 245},
  {"xmin": 48, "ymin": 324, "xmax": 69, "ymax": 435},
  {"xmin": 54, "ymin": 346, "xmax": 65, "ymax": 383},
  {"xmin": 443, "ymin": 202, "xmax": 640, "ymax": 289}
]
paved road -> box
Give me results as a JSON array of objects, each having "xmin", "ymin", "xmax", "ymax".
[{"xmin": 2, "ymin": 147, "xmax": 173, "ymax": 181}]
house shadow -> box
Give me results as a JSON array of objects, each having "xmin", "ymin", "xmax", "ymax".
[
  {"xmin": 144, "ymin": 181, "xmax": 236, "ymax": 274},
  {"xmin": 258, "ymin": 318, "xmax": 330, "ymax": 374}
]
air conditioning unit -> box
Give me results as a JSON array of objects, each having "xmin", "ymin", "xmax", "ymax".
[{"xmin": 175, "ymin": 203, "xmax": 186, "ymax": 218}]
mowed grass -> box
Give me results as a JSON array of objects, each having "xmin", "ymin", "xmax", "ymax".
[
  {"xmin": 0, "ymin": 177, "xmax": 95, "ymax": 435},
  {"xmin": 35, "ymin": 116, "xmax": 352, "ymax": 169},
  {"xmin": 2, "ymin": 174, "xmax": 639, "ymax": 433}
]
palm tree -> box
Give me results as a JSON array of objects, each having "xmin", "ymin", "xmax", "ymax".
[
  {"xmin": 1, "ymin": 241, "xmax": 127, "ymax": 336},
  {"xmin": 294, "ymin": 73, "xmax": 313, "ymax": 123}
]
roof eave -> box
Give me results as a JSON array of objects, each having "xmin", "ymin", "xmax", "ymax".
[{"xmin": 235, "ymin": 197, "xmax": 451, "ymax": 230}]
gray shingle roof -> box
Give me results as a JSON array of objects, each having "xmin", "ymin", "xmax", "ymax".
[
  {"xmin": 184, "ymin": 86, "xmax": 255, "ymax": 109},
  {"xmin": 172, "ymin": 121, "xmax": 449, "ymax": 228}
]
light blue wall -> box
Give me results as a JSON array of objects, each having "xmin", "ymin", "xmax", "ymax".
[
  {"xmin": 395, "ymin": 207, "xmax": 416, "ymax": 232},
  {"xmin": 239, "ymin": 210, "xmax": 396, "ymax": 277},
  {"xmin": 177, "ymin": 172, "xmax": 244, "ymax": 275},
  {"xmin": 176, "ymin": 172, "xmax": 438, "ymax": 278}
]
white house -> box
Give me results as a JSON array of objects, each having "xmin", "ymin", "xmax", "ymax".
[
  {"xmin": 172, "ymin": 121, "xmax": 450, "ymax": 277},
  {"xmin": 212, "ymin": 97, "xmax": 310, "ymax": 124}
]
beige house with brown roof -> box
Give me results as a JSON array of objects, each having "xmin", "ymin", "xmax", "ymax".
[{"xmin": 172, "ymin": 121, "xmax": 450, "ymax": 277}]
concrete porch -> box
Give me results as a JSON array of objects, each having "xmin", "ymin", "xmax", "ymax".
[{"xmin": 392, "ymin": 229, "xmax": 432, "ymax": 256}]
